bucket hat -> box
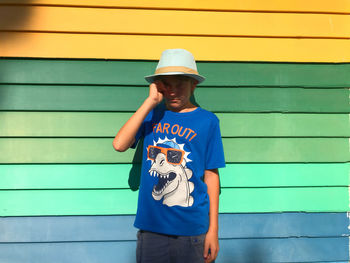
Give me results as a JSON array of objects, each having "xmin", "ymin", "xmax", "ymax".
[{"xmin": 144, "ymin": 49, "xmax": 205, "ymax": 84}]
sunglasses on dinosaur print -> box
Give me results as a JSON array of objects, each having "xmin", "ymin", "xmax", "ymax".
[{"xmin": 147, "ymin": 145, "xmax": 185, "ymax": 165}]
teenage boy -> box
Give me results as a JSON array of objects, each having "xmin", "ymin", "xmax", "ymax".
[{"xmin": 113, "ymin": 49, "xmax": 225, "ymax": 263}]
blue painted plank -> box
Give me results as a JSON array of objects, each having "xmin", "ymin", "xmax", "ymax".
[
  {"xmin": 217, "ymin": 237, "xmax": 349, "ymax": 262},
  {"xmin": 0, "ymin": 241, "xmax": 136, "ymax": 263},
  {"xmin": 0, "ymin": 213, "xmax": 348, "ymax": 242},
  {"xmin": 0, "ymin": 237, "xmax": 347, "ymax": 263},
  {"xmin": 218, "ymin": 213, "xmax": 349, "ymax": 239}
]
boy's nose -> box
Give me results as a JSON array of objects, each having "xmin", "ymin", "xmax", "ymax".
[{"xmin": 166, "ymin": 86, "xmax": 176, "ymax": 95}]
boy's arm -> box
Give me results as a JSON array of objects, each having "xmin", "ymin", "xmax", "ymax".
[
  {"xmin": 203, "ymin": 168, "xmax": 220, "ymax": 263},
  {"xmin": 113, "ymin": 82, "xmax": 164, "ymax": 152}
]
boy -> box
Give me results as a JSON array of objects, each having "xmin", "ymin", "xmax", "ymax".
[{"xmin": 113, "ymin": 49, "xmax": 225, "ymax": 263}]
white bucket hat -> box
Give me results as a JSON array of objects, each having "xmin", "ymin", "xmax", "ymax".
[{"xmin": 144, "ymin": 49, "xmax": 205, "ymax": 84}]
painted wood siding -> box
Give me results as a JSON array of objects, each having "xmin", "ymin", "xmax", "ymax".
[
  {"xmin": 0, "ymin": 3, "xmax": 350, "ymax": 61},
  {"xmin": 0, "ymin": 1, "xmax": 349, "ymax": 262}
]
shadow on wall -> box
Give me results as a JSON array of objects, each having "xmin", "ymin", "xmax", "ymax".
[
  {"xmin": 0, "ymin": 2, "xmax": 34, "ymax": 43},
  {"xmin": 128, "ymin": 138, "xmax": 144, "ymax": 191},
  {"xmin": 221, "ymin": 242, "xmax": 268, "ymax": 263},
  {"xmin": 0, "ymin": 1, "xmax": 34, "ymax": 101}
]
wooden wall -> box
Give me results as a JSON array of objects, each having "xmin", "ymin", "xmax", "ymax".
[{"xmin": 0, "ymin": 1, "xmax": 349, "ymax": 262}]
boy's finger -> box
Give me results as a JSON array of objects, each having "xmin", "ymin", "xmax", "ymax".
[
  {"xmin": 203, "ymin": 243, "xmax": 210, "ymax": 259},
  {"xmin": 154, "ymin": 80, "xmax": 165, "ymax": 91},
  {"xmin": 212, "ymin": 248, "xmax": 218, "ymax": 262},
  {"xmin": 205, "ymin": 254, "xmax": 213, "ymax": 263}
]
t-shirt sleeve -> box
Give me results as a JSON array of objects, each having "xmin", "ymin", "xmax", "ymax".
[{"xmin": 205, "ymin": 118, "xmax": 226, "ymax": 169}]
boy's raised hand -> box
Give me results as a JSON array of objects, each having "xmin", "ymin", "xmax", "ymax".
[
  {"xmin": 113, "ymin": 80, "xmax": 165, "ymax": 152},
  {"xmin": 148, "ymin": 80, "xmax": 165, "ymax": 105}
]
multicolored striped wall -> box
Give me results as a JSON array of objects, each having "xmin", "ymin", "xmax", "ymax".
[{"xmin": 0, "ymin": 1, "xmax": 349, "ymax": 262}]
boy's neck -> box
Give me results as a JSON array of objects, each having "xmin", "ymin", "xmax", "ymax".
[{"xmin": 165, "ymin": 102, "xmax": 197, "ymax": 113}]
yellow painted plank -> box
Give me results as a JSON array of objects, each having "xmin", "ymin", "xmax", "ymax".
[
  {"xmin": 1, "ymin": 0, "xmax": 349, "ymax": 13},
  {"xmin": 1, "ymin": 6, "xmax": 349, "ymax": 38},
  {"xmin": 1, "ymin": 32, "xmax": 350, "ymax": 62}
]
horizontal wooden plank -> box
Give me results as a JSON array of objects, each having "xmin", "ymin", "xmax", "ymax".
[
  {"xmin": 0, "ymin": 138, "xmax": 349, "ymax": 163},
  {"xmin": 217, "ymin": 113, "xmax": 350, "ymax": 136},
  {"xmin": 0, "ymin": 138, "xmax": 136, "ymax": 164},
  {"xmin": 0, "ymin": 189, "xmax": 139, "ymax": 216},
  {"xmin": 1, "ymin": 112, "xmax": 349, "ymax": 137},
  {"xmin": 0, "ymin": 213, "xmax": 347, "ymax": 242},
  {"xmin": 0, "ymin": 163, "xmax": 348, "ymax": 189},
  {"xmin": 218, "ymin": 237, "xmax": 349, "ymax": 262},
  {"xmin": 0, "ymin": 187, "xmax": 347, "ymax": 216},
  {"xmin": 217, "ymin": 212, "xmax": 349, "ymax": 239},
  {"xmin": 1, "ymin": 6, "xmax": 349, "ymax": 38},
  {"xmin": 1, "ymin": 59, "xmax": 350, "ymax": 87},
  {"xmin": 223, "ymin": 138, "xmax": 350, "ymax": 162},
  {"xmin": 219, "ymin": 187, "xmax": 348, "ymax": 213},
  {"xmin": 0, "ymin": 241, "xmax": 137, "ymax": 263},
  {"xmin": 1, "ymin": 85, "xmax": 348, "ymax": 113},
  {"xmin": 0, "ymin": 237, "xmax": 348, "ymax": 263},
  {"xmin": 219, "ymin": 163, "xmax": 349, "ymax": 187},
  {"xmin": 1, "ymin": 0, "xmax": 349, "ymax": 13},
  {"xmin": 2, "ymin": 32, "xmax": 350, "ymax": 62}
]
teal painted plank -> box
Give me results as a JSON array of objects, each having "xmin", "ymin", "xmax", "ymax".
[
  {"xmin": 219, "ymin": 163, "xmax": 350, "ymax": 187},
  {"xmin": 220, "ymin": 187, "xmax": 348, "ymax": 213},
  {"xmin": 0, "ymin": 163, "xmax": 348, "ymax": 189},
  {"xmin": 1, "ymin": 59, "xmax": 350, "ymax": 87},
  {"xmin": 1, "ymin": 85, "xmax": 349, "ymax": 112},
  {"xmin": 0, "ymin": 187, "xmax": 347, "ymax": 216},
  {"xmin": 1, "ymin": 111, "xmax": 349, "ymax": 137},
  {"xmin": 1, "ymin": 213, "xmax": 348, "ymax": 242},
  {"xmin": 0, "ymin": 138, "xmax": 348, "ymax": 163},
  {"xmin": 0, "ymin": 189, "xmax": 139, "ymax": 216}
]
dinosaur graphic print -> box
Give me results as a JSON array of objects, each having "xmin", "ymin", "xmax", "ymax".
[{"xmin": 147, "ymin": 136, "xmax": 194, "ymax": 207}]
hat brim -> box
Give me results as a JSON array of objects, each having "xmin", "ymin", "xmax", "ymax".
[{"xmin": 144, "ymin": 72, "xmax": 205, "ymax": 84}]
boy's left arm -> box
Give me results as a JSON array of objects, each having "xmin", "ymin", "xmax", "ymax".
[{"xmin": 203, "ymin": 168, "xmax": 220, "ymax": 263}]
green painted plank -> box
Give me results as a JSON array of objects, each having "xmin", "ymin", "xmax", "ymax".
[
  {"xmin": 1, "ymin": 112, "xmax": 349, "ymax": 137},
  {"xmin": 0, "ymin": 138, "xmax": 348, "ymax": 163},
  {"xmin": 0, "ymin": 85, "xmax": 349, "ymax": 112},
  {"xmin": 0, "ymin": 187, "xmax": 346, "ymax": 216},
  {"xmin": 0, "ymin": 163, "xmax": 348, "ymax": 189},
  {"xmin": 218, "ymin": 113, "xmax": 350, "ymax": 137},
  {"xmin": 223, "ymin": 138, "xmax": 350, "ymax": 163},
  {"xmin": 0, "ymin": 138, "xmax": 136, "ymax": 164},
  {"xmin": 1, "ymin": 59, "xmax": 350, "ymax": 87}
]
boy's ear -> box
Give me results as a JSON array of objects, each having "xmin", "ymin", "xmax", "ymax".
[{"xmin": 191, "ymin": 80, "xmax": 197, "ymax": 92}]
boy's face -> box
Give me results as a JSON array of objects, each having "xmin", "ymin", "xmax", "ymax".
[{"xmin": 157, "ymin": 75, "xmax": 197, "ymax": 112}]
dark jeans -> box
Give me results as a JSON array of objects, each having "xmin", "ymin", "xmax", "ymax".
[{"xmin": 136, "ymin": 230, "xmax": 207, "ymax": 263}]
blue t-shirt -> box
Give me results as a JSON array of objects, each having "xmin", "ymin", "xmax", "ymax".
[{"xmin": 133, "ymin": 104, "xmax": 225, "ymax": 236}]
